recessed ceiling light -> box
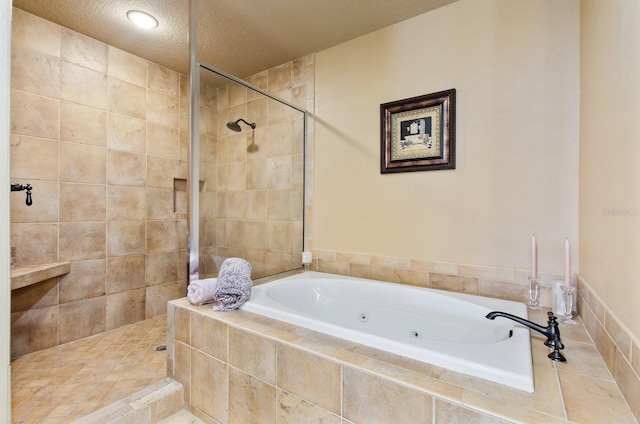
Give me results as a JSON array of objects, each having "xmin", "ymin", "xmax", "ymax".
[{"xmin": 126, "ymin": 10, "xmax": 158, "ymax": 29}]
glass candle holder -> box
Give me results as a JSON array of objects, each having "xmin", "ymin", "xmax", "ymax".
[{"xmin": 527, "ymin": 275, "xmax": 540, "ymax": 309}]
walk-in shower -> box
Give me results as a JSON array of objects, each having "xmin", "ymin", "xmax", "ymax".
[{"xmin": 189, "ymin": 60, "xmax": 307, "ymax": 283}]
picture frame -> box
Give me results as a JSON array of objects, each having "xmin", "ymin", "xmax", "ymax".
[{"xmin": 380, "ymin": 89, "xmax": 456, "ymax": 173}]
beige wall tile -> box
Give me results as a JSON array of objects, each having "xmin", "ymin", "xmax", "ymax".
[
  {"xmin": 108, "ymin": 78, "xmax": 146, "ymax": 119},
  {"xmin": 107, "ymin": 150, "xmax": 145, "ymax": 187},
  {"xmin": 277, "ymin": 344, "xmax": 341, "ymax": 414},
  {"xmin": 146, "ymin": 251, "xmax": 179, "ymax": 286},
  {"xmin": 11, "ymin": 89, "xmax": 59, "ymax": 139},
  {"xmin": 10, "ymin": 223, "xmax": 58, "ymax": 266},
  {"xmin": 349, "ymin": 263, "xmax": 386, "ymax": 281},
  {"xmin": 148, "ymin": 123, "xmax": 179, "ymax": 159},
  {"xmin": 247, "ymin": 97, "xmax": 268, "ymax": 130},
  {"xmin": 343, "ymin": 366, "xmax": 432, "ymax": 423},
  {"xmin": 614, "ymin": 350, "xmax": 640, "ymax": 422},
  {"xmin": 267, "ymin": 190, "xmax": 290, "ymax": 221},
  {"xmin": 229, "ymin": 368, "xmax": 276, "ymax": 424},
  {"xmin": 246, "ymin": 71, "xmax": 268, "ymax": 96},
  {"xmin": 604, "ymin": 311, "xmax": 632, "ymax": 360},
  {"xmin": 60, "ymin": 61, "xmax": 107, "ymax": 109},
  {"xmin": 60, "ymin": 101, "xmax": 107, "ymax": 146},
  {"xmin": 11, "ymin": 305, "xmax": 59, "ymax": 358},
  {"xmin": 593, "ymin": 318, "xmax": 618, "ymax": 375},
  {"xmin": 277, "ymin": 389, "xmax": 340, "ymax": 424},
  {"xmin": 147, "ymin": 156, "xmax": 181, "ymax": 189},
  {"xmin": 385, "ymin": 268, "xmax": 428, "ymax": 287},
  {"xmin": 147, "ymin": 90, "xmax": 179, "ymax": 128},
  {"xmin": 108, "ymin": 46, "xmax": 146, "ymax": 86},
  {"xmin": 11, "ymin": 8, "xmax": 61, "ymax": 56},
  {"xmin": 174, "ymin": 307, "xmax": 190, "ymax": 345},
  {"xmin": 107, "ymin": 221, "xmax": 145, "ymax": 257},
  {"xmin": 267, "ymin": 221, "xmax": 290, "ymax": 254},
  {"xmin": 559, "ymin": 370, "xmax": 636, "ymax": 423},
  {"xmin": 246, "ymin": 221, "xmax": 267, "ymax": 251},
  {"xmin": 316, "ymin": 259, "xmax": 349, "ymax": 276},
  {"xmin": 267, "ymin": 123, "xmax": 293, "ymax": 157},
  {"xmin": 268, "ymin": 62, "xmax": 291, "ymax": 92},
  {"xmin": 11, "ymin": 44, "xmax": 60, "ymax": 98},
  {"xmin": 229, "ymin": 327, "xmax": 276, "ymax": 384},
  {"xmin": 59, "ymin": 183, "xmax": 106, "ymax": 222},
  {"xmin": 291, "ymin": 57, "xmax": 308, "ymax": 88},
  {"xmin": 59, "ymin": 222, "xmax": 106, "ymax": 261},
  {"xmin": 430, "ymin": 273, "xmax": 479, "ymax": 294},
  {"xmin": 107, "ymin": 255, "xmax": 145, "ymax": 294},
  {"xmin": 58, "ymin": 296, "xmax": 106, "ymax": 343},
  {"xmin": 247, "ymin": 158, "xmax": 268, "ymax": 190},
  {"xmin": 191, "ymin": 349, "xmax": 228, "ymax": 423},
  {"xmin": 173, "ymin": 342, "xmax": 191, "ymax": 403},
  {"xmin": 107, "ymin": 113, "xmax": 146, "ymax": 153},
  {"xmin": 227, "ymin": 162, "xmax": 247, "ymax": 191},
  {"xmin": 146, "ymin": 220, "xmax": 179, "ymax": 253},
  {"xmin": 146, "ymin": 188, "xmax": 175, "ymax": 220},
  {"xmin": 59, "ymin": 259, "xmax": 106, "ymax": 303},
  {"xmin": 228, "ymin": 82, "xmax": 247, "ymax": 107},
  {"xmin": 108, "ymin": 186, "xmax": 146, "ymax": 221},
  {"xmin": 225, "ymin": 219, "xmax": 246, "ymax": 249},
  {"xmin": 226, "ymin": 191, "xmax": 246, "ymax": 219},
  {"xmin": 268, "ymin": 97, "xmax": 294, "ymax": 125},
  {"xmin": 10, "ymin": 180, "xmax": 58, "ymax": 224},
  {"xmin": 267, "ymin": 156, "xmax": 291, "ymax": 189},
  {"xmin": 61, "ymin": 28, "xmax": 107, "ymax": 73},
  {"xmin": 458, "ymin": 264, "xmax": 515, "ymax": 282},
  {"xmin": 478, "ymin": 280, "xmax": 527, "ymax": 303},
  {"xmin": 410, "ymin": 259, "xmax": 458, "ymax": 275},
  {"xmin": 10, "ymin": 134, "xmax": 58, "ymax": 180},
  {"xmin": 145, "ymin": 281, "xmax": 183, "ymax": 318},
  {"xmin": 60, "ymin": 142, "xmax": 106, "ymax": 184},
  {"xmin": 106, "ymin": 288, "xmax": 146, "ymax": 330},
  {"xmin": 147, "ymin": 62, "xmax": 179, "ymax": 97}
]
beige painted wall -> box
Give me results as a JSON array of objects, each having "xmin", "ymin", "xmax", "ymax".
[
  {"xmin": 580, "ymin": 0, "xmax": 640, "ymax": 338},
  {"xmin": 314, "ymin": 0, "xmax": 580, "ymax": 273}
]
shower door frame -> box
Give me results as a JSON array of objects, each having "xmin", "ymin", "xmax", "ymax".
[{"xmin": 188, "ymin": 0, "xmax": 307, "ymax": 283}]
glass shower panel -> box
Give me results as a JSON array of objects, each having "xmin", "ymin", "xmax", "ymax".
[{"xmin": 197, "ymin": 65, "xmax": 304, "ymax": 279}]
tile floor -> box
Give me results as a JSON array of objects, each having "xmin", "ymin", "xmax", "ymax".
[{"xmin": 11, "ymin": 315, "xmax": 168, "ymax": 424}]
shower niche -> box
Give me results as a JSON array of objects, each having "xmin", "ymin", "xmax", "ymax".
[{"xmin": 193, "ymin": 64, "xmax": 306, "ymax": 280}]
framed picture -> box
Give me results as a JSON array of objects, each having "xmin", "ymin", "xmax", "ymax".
[{"xmin": 380, "ymin": 89, "xmax": 456, "ymax": 173}]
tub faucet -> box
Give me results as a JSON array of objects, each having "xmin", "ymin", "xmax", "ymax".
[{"xmin": 486, "ymin": 311, "xmax": 566, "ymax": 362}]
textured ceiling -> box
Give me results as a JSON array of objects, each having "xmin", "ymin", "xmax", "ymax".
[{"xmin": 12, "ymin": 0, "xmax": 458, "ymax": 78}]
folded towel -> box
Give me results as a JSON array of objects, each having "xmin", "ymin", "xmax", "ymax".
[
  {"xmin": 211, "ymin": 258, "xmax": 252, "ymax": 311},
  {"xmin": 187, "ymin": 278, "xmax": 218, "ymax": 305}
]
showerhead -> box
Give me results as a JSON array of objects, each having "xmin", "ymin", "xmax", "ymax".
[{"xmin": 226, "ymin": 118, "xmax": 256, "ymax": 132}]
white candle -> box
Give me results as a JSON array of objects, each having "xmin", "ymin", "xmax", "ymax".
[
  {"xmin": 531, "ymin": 234, "xmax": 537, "ymax": 279},
  {"xmin": 564, "ymin": 238, "xmax": 571, "ymax": 287}
]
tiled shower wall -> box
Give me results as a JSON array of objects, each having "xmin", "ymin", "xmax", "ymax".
[
  {"xmin": 198, "ymin": 59, "xmax": 312, "ymax": 279},
  {"xmin": 9, "ymin": 8, "xmax": 189, "ymax": 358}
]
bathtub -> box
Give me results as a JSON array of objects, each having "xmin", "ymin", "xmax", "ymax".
[{"xmin": 241, "ymin": 271, "xmax": 534, "ymax": 392}]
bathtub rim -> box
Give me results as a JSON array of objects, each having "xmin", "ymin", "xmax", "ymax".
[{"xmin": 243, "ymin": 270, "xmax": 535, "ymax": 392}]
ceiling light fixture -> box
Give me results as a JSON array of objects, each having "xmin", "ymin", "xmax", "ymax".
[{"xmin": 126, "ymin": 10, "xmax": 158, "ymax": 29}]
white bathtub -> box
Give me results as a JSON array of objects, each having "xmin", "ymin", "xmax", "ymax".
[{"xmin": 241, "ymin": 271, "xmax": 534, "ymax": 392}]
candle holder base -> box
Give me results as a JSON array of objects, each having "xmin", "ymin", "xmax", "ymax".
[{"xmin": 527, "ymin": 276, "xmax": 541, "ymax": 310}]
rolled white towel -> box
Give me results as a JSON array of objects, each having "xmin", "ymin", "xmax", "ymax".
[
  {"xmin": 187, "ymin": 278, "xmax": 218, "ymax": 305},
  {"xmin": 211, "ymin": 258, "xmax": 252, "ymax": 311}
]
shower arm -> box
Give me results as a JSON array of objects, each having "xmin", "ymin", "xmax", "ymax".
[{"xmin": 11, "ymin": 183, "xmax": 33, "ymax": 206}]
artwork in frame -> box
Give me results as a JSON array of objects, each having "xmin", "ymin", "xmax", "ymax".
[{"xmin": 380, "ymin": 89, "xmax": 456, "ymax": 173}]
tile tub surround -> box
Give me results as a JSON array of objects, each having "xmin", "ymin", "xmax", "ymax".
[{"xmin": 168, "ymin": 298, "xmax": 636, "ymax": 424}]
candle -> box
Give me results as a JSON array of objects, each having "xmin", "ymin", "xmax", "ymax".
[
  {"xmin": 564, "ymin": 238, "xmax": 571, "ymax": 287},
  {"xmin": 531, "ymin": 234, "xmax": 537, "ymax": 279}
]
